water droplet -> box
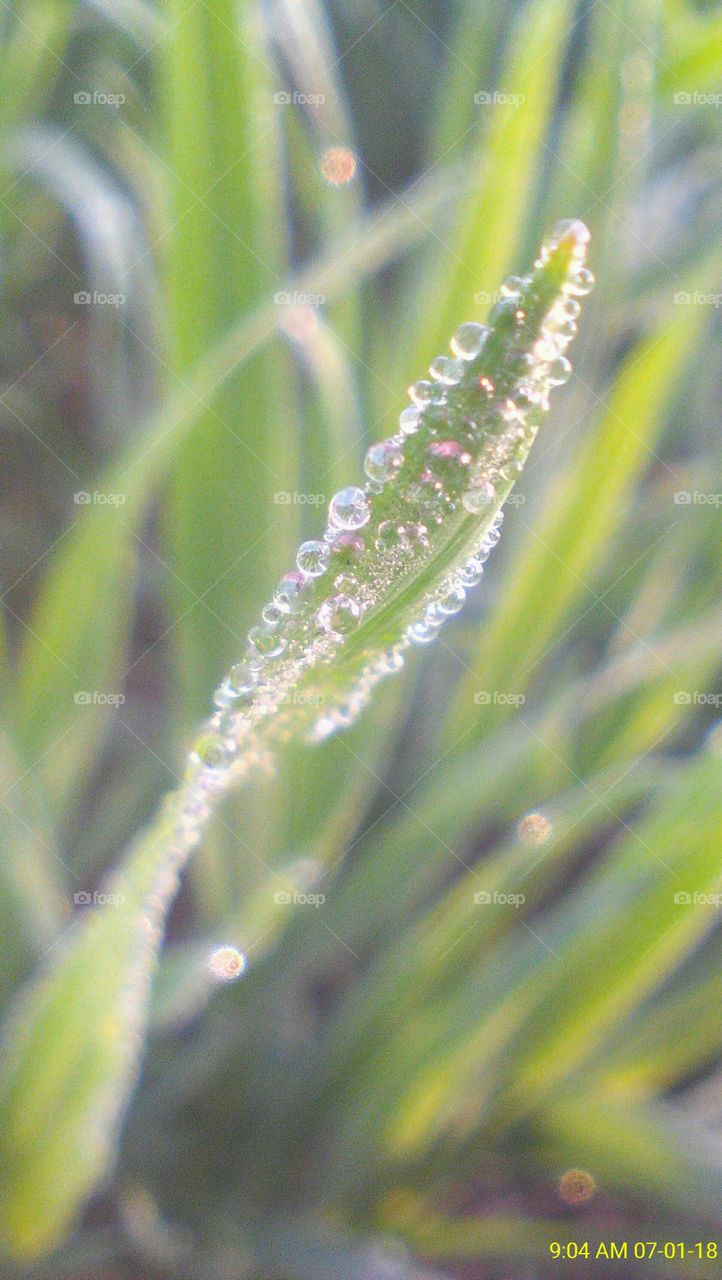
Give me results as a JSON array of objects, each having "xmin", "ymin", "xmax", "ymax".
[
  {"xmin": 376, "ymin": 520, "xmax": 405, "ymax": 550},
  {"xmin": 457, "ymin": 558, "xmax": 484, "ymax": 587},
  {"xmin": 547, "ymin": 356, "xmax": 572, "ymax": 385},
  {"xmin": 429, "ymin": 355, "xmax": 465, "ymax": 385},
  {"xmin": 437, "ymin": 583, "xmax": 466, "ymax": 615},
  {"xmin": 226, "ymin": 662, "xmax": 258, "ymax": 695},
  {"xmin": 408, "ymin": 379, "xmax": 445, "ymax": 407},
  {"xmin": 407, "ymin": 618, "xmax": 440, "ymax": 645},
  {"xmin": 550, "ymin": 218, "xmax": 591, "ymax": 249},
  {"xmin": 329, "ymin": 486, "xmax": 370, "ymax": 530},
  {"xmin": 296, "ymin": 539, "xmax": 331, "ymax": 577},
  {"xmin": 564, "ymin": 266, "xmax": 595, "ymax": 296},
  {"xmin": 462, "ymin": 480, "xmax": 496, "ymax": 514},
  {"xmin": 451, "ymin": 322, "xmax": 489, "ymax": 360},
  {"xmin": 208, "ymin": 945, "xmax": 246, "ymax": 982},
  {"xmin": 500, "ymin": 274, "xmax": 525, "ymax": 299},
  {"xmin": 331, "ymin": 531, "xmax": 365, "ymax": 557},
  {"xmin": 364, "ymin": 438, "xmax": 403, "ymax": 483},
  {"xmin": 518, "ymin": 812, "xmax": 552, "ymax": 845},
  {"xmin": 317, "ymin": 594, "xmax": 362, "ymax": 634},
  {"xmin": 196, "ymin": 732, "xmax": 231, "ymax": 770},
  {"xmin": 248, "ymin": 625, "xmax": 286, "ymax": 657},
  {"xmin": 274, "ymin": 572, "xmax": 306, "ymax": 614},
  {"xmin": 261, "ymin": 603, "xmax": 283, "ymax": 627},
  {"xmin": 399, "ymin": 406, "xmax": 422, "ymax": 435}
]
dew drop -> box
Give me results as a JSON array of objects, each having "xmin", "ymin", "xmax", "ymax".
[
  {"xmin": 274, "ymin": 572, "xmax": 306, "ymax": 614},
  {"xmin": 226, "ymin": 662, "xmax": 258, "ymax": 696},
  {"xmin": 331, "ymin": 531, "xmax": 365, "ymax": 557},
  {"xmin": 547, "ymin": 356, "xmax": 572, "ymax": 386},
  {"xmin": 248, "ymin": 625, "xmax": 286, "ymax": 657},
  {"xmin": 437, "ymin": 583, "xmax": 466, "ymax": 615},
  {"xmin": 261, "ymin": 603, "xmax": 283, "ymax": 627},
  {"xmin": 196, "ymin": 732, "xmax": 231, "ymax": 770},
  {"xmin": 296, "ymin": 539, "xmax": 331, "ymax": 577},
  {"xmin": 408, "ymin": 379, "xmax": 445, "ymax": 407},
  {"xmin": 399, "ymin": 406, "xmax": 422, "ymax": 435},
  {"xmin": 462, "ymin": 479, "xmax": 496, "ymax": 514},
  {"xmin": 429, "ymin": 355, "xmax": 465, "ymax": 385},
  {"xmin": 317, "ymin": 594, "xmax": 362, "ymax": 634},
  {"xmin": 329, "ymin": 486, "xmax": 370, "ymax": 530},
  {"xmin": 451, "ymin": 322, "xmax": 489, "ymax": 361},
  {"xmin": 364, "ymin": 439, "xmax": 403, "ymax": 483},
  {"xmin": 564, "ymin": 266, "xmax": 595, "ymax": 296},
  {"xmin": 208, "ymin": 945, "xmax": 246, "ymax": 982}
]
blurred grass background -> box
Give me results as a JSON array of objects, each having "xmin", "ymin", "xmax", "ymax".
[{"xmin": 0, "ymin": 0, "xmax": 722, "ymax": 1276}]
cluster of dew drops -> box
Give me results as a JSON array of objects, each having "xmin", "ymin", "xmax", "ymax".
[{"xmin": 181, "ymin": 219, "xmax": 593, "ymax": 808}]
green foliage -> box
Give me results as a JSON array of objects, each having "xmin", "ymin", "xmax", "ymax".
[{"xmin": 0, "ymin": 0, "xmax": 720, "ymax": 1276}]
